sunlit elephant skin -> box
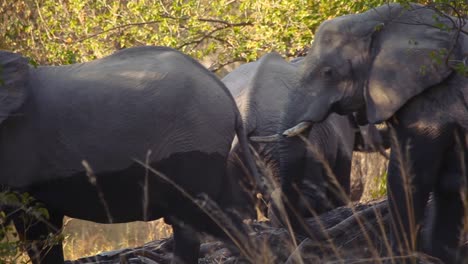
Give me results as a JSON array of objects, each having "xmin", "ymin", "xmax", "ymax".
[
  {"xmin": 0, "ymin": 46, "xmax": 259, "ymax": 264},
  {"xmin": 224, "ymin": 53, "xmax": 370, "ymax": 221},
  {"xmin": 280, "ymin": 3, "xmax": 467, "ymax": 263}
]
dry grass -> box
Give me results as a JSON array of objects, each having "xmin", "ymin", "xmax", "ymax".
[
  {"xmin": 62, "ymin": 218, "xmax": 172, "ymax": 260},
  {"xmin": 44, "ymin": 151, "xmax": 391, "ymax": 262},
  {"xmin": 2, "ymin": 139, "xmax": 467, "ymax": 263}
]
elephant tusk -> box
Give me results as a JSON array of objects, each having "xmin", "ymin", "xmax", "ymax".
[
  {"xmin": 249, "ymin": 134, "xmax": 281, "ymax": 143},
  {"xmin": 282, "ymin": 121, "xmax": 312, "ymax": 137}
]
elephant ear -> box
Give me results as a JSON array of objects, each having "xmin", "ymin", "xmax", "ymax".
[
  {"xmin": 0, "ymin": 51, "xmax": 29, "ymax": 124},
  {"xmin": 363, "ymin": 4, "xmax": 459, "ymax": 123}
]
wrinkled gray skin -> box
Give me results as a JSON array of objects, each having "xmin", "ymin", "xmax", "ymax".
[
  {"xmin": 224, "ymin": 53, "xmax": 376, "ymax": 219},
  {"xmin": 280, "ymin": 3, "xmax": 467, "ymax": 263},
  {"xmin": 0, "ymin": 46, "xmax": 259, "ymax": 264}
]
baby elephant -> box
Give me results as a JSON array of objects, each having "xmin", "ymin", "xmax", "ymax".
[{"xmin": 0, "ymin": 46, "xmax": 259, "ymax": 264}]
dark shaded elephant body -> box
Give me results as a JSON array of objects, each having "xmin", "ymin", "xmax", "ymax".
[
  {"xmin": 279, "ymin": 3, "xmax": 467, "ymax": 263},
  {"xmin": 385, "ymin": 69, "xmax": 468, "ymax": 263},
  {"xmin": 0, "ymin": 46, "xmax": 257, "ymax": 263},
  {"xmin": 223, "ymin": 53, "xmax": 356, "ymax": 217}
]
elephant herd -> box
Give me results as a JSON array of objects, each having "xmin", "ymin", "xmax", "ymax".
[
  {"xmin": 0, "ymin": 3, "xmax": 466, "ymax": 264},
  {"xmin": 224, "ymin": 53, "xmax": 387, "ymax": 219}
]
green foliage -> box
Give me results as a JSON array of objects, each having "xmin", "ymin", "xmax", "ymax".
[
  {"xmin": 3, "ymin": 0, "xmax": 464, "ymax": 72},
  {"xmin": 453, "ymin": 61, "xmax": 468, "ymax": 77},
  {"xmin": 0, "ymin": 215, "xmax": 23, "ymax": 264},
  {"xmin": 1, "ymin": 0, "xmax": 394, "ymax": 70},
  {"xmin": 370, "ymin": 171, "xmax": 387, "ymax": 199},
  {"xmin": 0, "ymin": 191, "xmax": 51, "ymax": 263},
  {"xmin": 2, "ymin": 0, "xmax": 466, "ymax": 72}
]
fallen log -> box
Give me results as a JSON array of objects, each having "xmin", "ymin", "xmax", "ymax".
[{"xmin": 69, "ymin": 199, "xmax": 467, "ymax": 264}]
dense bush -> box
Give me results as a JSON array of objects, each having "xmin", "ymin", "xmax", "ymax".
[{"xmin": 1, "ymin": 0, "xmax": 393, "ymax": 70}]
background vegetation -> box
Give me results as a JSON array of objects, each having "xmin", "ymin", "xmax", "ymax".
[
  {"xmin": 0, "ymin": 0, "xmax": 423, "ymax": 72},
  {"xmin": 2, "ymin": 0, "xmax": 465, "ymax": 70},
  {"xmin": 0, "ymin": 0, "xmax": 466, "ymax": 262}
]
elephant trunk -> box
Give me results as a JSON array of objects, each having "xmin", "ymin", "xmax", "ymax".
[
  {"xmin": 272, "ymin": 117, "xmax": 311, "ymax": 234},
  {"xmin": 271, "ymin": 81, "xmax": 332, "ymax": 233}
]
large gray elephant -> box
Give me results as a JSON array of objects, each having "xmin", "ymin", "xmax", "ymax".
[
  {"xmin": 224, "ymin": 53, "xmax": 379, "ymax": 221},
  {"xmin": 0, "ymin": 46, "xmax": 260, "ymax": 264},
  {"xmin": 279, "ymin": 3, "xmax": 467, "ymax": 263}
]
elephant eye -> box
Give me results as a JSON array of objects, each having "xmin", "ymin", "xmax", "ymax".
[
  {"xmin": 321, "ymin": 67, "xmax": 333, "ymax": 78},
  {"xmin": 321, "ymin": 66, "xmax": 333, "ymax": 77}
]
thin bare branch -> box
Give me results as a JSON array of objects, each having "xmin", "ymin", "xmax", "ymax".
[
  {"xmin": 76, "ymin": 16, "xmax": 252, "ymax": 43},
  {"xmin": 208, "ymin": 58, "xmax": 246, "ymax": 72}
]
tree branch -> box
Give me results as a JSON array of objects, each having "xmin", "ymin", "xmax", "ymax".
[
  {"xmin": 208, "ymin": 58, "xmax": 246, "ymax": 73},
  {"xmin": 76, "ymin": 21, "xmax": 162, "ymax": 43},
  {"xmin": 76, "ymin": 16, "xmax": 253, "ymax": 43},
  {"xmin": 175, "ymin": 20, "xmax": 253, "ymax": 54}
]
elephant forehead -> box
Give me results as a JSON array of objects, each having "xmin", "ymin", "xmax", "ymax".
[
  {"xmin": 313, "ymin": 31, "xmax": 347, "ymax": 51},
  {"xmin": 308, "ymin": 33, "xmax": 367, "ymax": 69},
  {"xmin": 316, "ymin": 16, "xmax": 352, "ymax": 35}
]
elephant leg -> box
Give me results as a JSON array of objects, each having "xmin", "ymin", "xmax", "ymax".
[
  {"xmin": 171, "ymin": 222, "xmax": 201, "ymax": 264},
  {"xmin": 426, "ymin": 137, "xmax": 466, "ymax": 263},
  {"xmin": 430, "ymin": 188, "xmax": 464, "ymax": 263},
  {"xmin": 386, "ymin": 123, "xmax": 450, "ymax": 260},
  {"xmin": 387, "ymin": 152, "xmax": 433, "ymax": 260},
  {"xmin": 13, "ymin": 208, "xmax": 64, "ymax": 264}
]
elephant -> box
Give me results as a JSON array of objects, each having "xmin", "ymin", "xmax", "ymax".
[
  {"xmin": 0, "ymin": 46, "xmax": 260, "ymax": 264},
  {"xmin": 223, "ymin": 53, "xmax": 385, "ymax": 222},
  {"xmin": 278, "ymin": 3, "xmax": 467, "ymax": 263}
]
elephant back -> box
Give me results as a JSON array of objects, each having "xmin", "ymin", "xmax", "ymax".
[{"xmin": 4, "ymin": 46, "xmax": 240, "ymax": 187}]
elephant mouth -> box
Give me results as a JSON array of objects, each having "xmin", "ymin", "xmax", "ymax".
[
  {"xmin": 280, "ymin": 101, "xmax": 336, "ymax": 138},
  {"xmin": 250, "ymin": 98, "xmax": 335, "ymax": 142}
]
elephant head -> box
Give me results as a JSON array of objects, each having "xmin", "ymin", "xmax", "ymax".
[
  {"xmin": 0, "ymin": 51, "xmax": 29, "ymax": 124},
  {"xmin": 284, "ymin": 3, "xmax": 461, "ymax": 128},
  {"xmin": 278, "ymin": 2, "xmax": 462, "ymax": 233},
  {"xmin": 279, "ymin": 3, "xmax": 467, "ymax": 261}
]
